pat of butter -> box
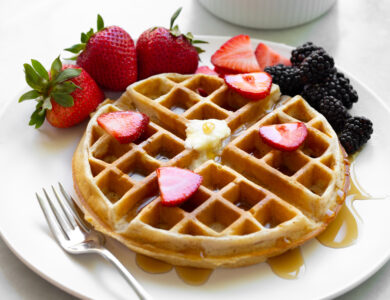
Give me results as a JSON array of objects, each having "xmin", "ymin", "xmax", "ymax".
[{"xmin": 185, "ymin": 119, "xmax": 231, "ymax": 168}]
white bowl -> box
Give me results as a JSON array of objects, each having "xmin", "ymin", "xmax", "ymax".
[{"xmin": 198, "ymin": 0, "xmax": 337, "ymax": 29}]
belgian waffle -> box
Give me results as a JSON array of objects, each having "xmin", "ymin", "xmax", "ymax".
[{"xmin": 72, "ymin": 73, "xmax": 348, "ymax": 268}]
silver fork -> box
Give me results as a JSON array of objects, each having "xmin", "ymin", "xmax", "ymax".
[{"xmin": 36, "ymin": 183, "xmax": 152, "ymax": 300}]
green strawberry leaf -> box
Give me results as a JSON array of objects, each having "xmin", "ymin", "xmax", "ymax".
[
  {"xmin": 195, "ymin": 46, "xmax": 205, "ymax": 54},
  {"xmin": 81, "ymin": 32, "xmax": 88, "ymax": 43},
  {"xmin": 87, "ymin": 28, "xmax": 94, "ymax": 39},
  {"xmin": 97, "ymin": 14, "xmax": 104, "ymax": 31},
  {"xmin": 29, "ymin": 107, "xmax": 46, "ymax": 128},
  {"xmin": 170, "ymin": 7, "xmax": 182, "ymax": 30},
  {"xmin": 64, "ymin": 43, "xmax": 85, "ymax": 54},
  {"xmin": 170, "ymin": 25, "xmax": 181, "ymax": 37},
  {"xmin": 31, "ymin": 59, "xmax": 49, "ymax": 80},
  {"xmin": 50, "ymin": 56, "xmax": 62, "ymax": 81},
  {"xmin": 184, "ymin": 32, "xmax": 194, "ymax": 40},
  {"xmin": 53, "ymin": 81, "xmax": 81, "ymax": 94},
  {"xmin": 192, "ymin": 40, "xmax": 208, "ymax": 44},
  {"xmin": 24, "ymin": 63, "xmax": 45, "ymax": 92},
  {"xmin": 55, "ymin": 68, "xmax": 81, "ymax": 83},
  {"xmin": 18, "ymin": 90, "xmax": 40, "ymax": 102},
  {"xmin": 52, "ymin": 92, "xmax": 74, "ymax": 107},
  {"xmin": 64, "ymin": 55, "xmax": 79, "ymax": 61}
]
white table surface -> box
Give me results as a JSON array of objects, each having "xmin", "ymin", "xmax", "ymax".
[{"xmin": 1, "ymin": 0, "xmax": 389, "ymax": 299}]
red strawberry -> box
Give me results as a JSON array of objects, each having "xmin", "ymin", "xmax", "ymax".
[
  {"xmin": 19, "ymin": 57, "xmax": 104, "ymax": 128},
  {"xmin": 255, "ymin": 43, "xmax": 291, "ymax": 71},
  {"xmin": 259, "ymin": 122, "xmax": 308, "ymax": 151},
  {"xmin": 211, "ymin": 35, "xmax": 260, "ymax": 73},
  {"xmin": 136, "ymin": 8, "xmax": 206, "ymax": 79},
  {"xmin": 213, "ymin": 66, "xmax": 239, "ymax": 76},
  {"xmin": 65, "ymin": 15, "xmax": 137, "ymax": 91},
  {"xmin": 224, "ymin": 72, "xmax": 272, "ymax": 100},
  {"xmin": 195, "ymin": 66, "xmax": 218, "ymax": 76},
  {"xmin": 156, "ymin": 167, "xmax": 203, "ymax": 207},
  {"xmin": 97, "ymin": 111, "xmax": 149, "ymax": 144}
]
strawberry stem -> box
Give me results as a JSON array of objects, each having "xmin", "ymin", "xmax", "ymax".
[
  {"xmin": 167, "ymin": 7, "xmax": 207, "ymax": 54},
  {"xmin": 170, "ymin": 7, "xmax": 182, "ymax": 30},
  {"xmin": 64, "ymin": 15, "xmax": 105, "ymax": 59}
]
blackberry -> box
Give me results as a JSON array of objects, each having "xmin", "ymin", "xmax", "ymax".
[
  {"xmin": 303, "ymin": 71, "xmax": 359, "ymax": 109},
  {"xmin": 299, "ymin": 50, "xmax": 335, "ymax": 83},
  {"xmin": 325, "ymin": 72, "xmax": 358, "ymax": 109},
  {"xmin": 318, "ymin": 96, "xmax": 350, "ymax": 132},
  {"xmin": 301, "ymin": 84, "xmax": 326, "ymax": 109},
  {"xmin": 264, "ymin": 64, "xmax": 303, "ymax": 96},
  {"xmin": 339, "ymin": 116, "xmax": 373, "ymax": 154},
  {"xmin": 291, "ymin": 42, "xmax": 324, "ymax": 67}
]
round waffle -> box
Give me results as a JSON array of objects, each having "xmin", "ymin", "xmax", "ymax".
[{"xmin": 72, "ymin": 73, "xmax": 348, "ymax": 268}]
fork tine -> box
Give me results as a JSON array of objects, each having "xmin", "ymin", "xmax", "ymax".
[
  {"xmin": 58, "ymin": 183, "xmax": 90, "ymax": 232},
  {"xmin": 52, "ymin": 185, "xmax": 77, "ymax": 230},
  {"xmin": 36, "ymin": 192, "xmax": 69, "ymax": 242},
  {"xmin": 42, "ymin": 188, "xmax": 73, "ymax": 237}
]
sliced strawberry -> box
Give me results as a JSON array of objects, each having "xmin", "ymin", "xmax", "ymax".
[
  {"xmin": 97, "ymin": 111, "xmax": 149, "ymax": 144},
  {"xmin": 213, "ymin": 66, "xmax": 240, "ymax": 78},
  {"xmin": 224, "ymin": 72, "xmax": 272, "ymax": 100},
  {"xmin": 255, "ymin": 43, "xmax": 291, "ymax": 71},
  {"xmin": 195, "ymin": 66, "xmax": 218, "ymax": 76},
  {"xmin": 211, "ymin": 35, "xmax": 260, "ymax": 73},
  {"xmin": 259, "ymin": 122, "xmax": 308, "ymax": 151},
  {"xmin": 157, "ymin": 167, "xmax": 202, "ymax": 207}
]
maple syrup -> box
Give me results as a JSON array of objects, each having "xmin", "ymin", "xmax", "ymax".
[
  {"xmin": 267, "ymin": 247, "xmax": 305, "ymax": 279},
  {"xmin": 316, "ymin": 196, "xmax": 359, "ymax": 248},
  {"xmin": 135, "ymin": 254, "xmax": 213, "ymax": 285},
  {"xmin": 136, "ymin": 254, "xmax": 172, "ymax": 273},
  {"xmin": 175, "ymin": 266, "xmax": 213, "ymax": 285},
  {"xmin": 316, "ymin": 157, "xmax": 371, "ymax": 248}
]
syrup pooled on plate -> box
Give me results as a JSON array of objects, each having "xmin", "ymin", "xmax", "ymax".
[
  {"xmin": 317, "ymin": 157, "xmax": 371, "ymax": 248},
  {"xmin": 267, "ymin": 247, "xmax": 305, "ymax": 279},
  {"xmin": 175, "ymin": 266, "xmax": 213, "ymax": 286},
  {"xmin": 136, "ymin": 254, "xmax": 172, "ymax": 274},
  {"xmin": 136, "ymin": 254, "xmax": 212, "ymax": 285}
]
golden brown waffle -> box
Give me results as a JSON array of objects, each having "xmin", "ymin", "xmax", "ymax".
[{"xmin": 73, "ymin": 73, "xmax": 348, "ymax": 268}]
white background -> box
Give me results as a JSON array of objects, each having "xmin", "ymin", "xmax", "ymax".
[{"xmin": 0, "ymin": 0, "xmax": 389, "ymax": 299}]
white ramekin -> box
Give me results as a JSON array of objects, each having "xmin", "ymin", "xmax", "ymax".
[{"xmin": 198, "ymin": 0, "xmax": 337, "ymax": 29}]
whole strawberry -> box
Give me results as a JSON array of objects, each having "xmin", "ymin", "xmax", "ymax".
[
  {"xmin": 136, "ymin": 7, "xmax": 206, "ymax": 79},
  {"xmin": 19, "ymin": 57, "xmax": 104, "ymax": 128},
  {"xmin": 65, "ymin": 15, "xmax": 137, "ymax": 91}
]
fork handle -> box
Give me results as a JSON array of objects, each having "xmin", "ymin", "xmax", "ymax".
[{"xmin": 98, "ymin": 248, "xmax": 152, "ymax": 300}]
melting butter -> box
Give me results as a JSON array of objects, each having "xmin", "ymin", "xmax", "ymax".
[{"xmin": 185, "ymin": 119, "xmax": 231, "ymax": 169}]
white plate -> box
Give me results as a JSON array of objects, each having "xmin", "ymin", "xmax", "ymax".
[{"xmin": 0, "ymin": 36, "xmax": 390, "ymax": 300}]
